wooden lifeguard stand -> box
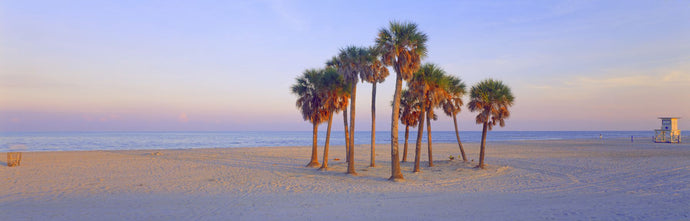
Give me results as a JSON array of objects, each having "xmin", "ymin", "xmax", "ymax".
[{"xmin": 654, "ymin": 117, "xmax": 681, "ymax": 143}]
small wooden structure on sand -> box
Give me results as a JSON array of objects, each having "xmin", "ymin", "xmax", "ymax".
[
  {"xmin": 7, "ymin": 152, "xmax": 22, "ymax": 167},
  {"xmin": 654, "ymin": 117, "xmax": 681, "ymax": 143}
]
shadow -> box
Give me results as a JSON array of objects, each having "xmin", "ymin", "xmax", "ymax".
[{"xmin": 0, "ymin": 160, "xmax": 7, "ymax": 167}]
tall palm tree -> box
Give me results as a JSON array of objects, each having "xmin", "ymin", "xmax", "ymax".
[
  {"xmin": 376, "ymin": 21, "xmax": 428, "ymax": 181},
  {"xmin": 291, "ymin": 69, "xmax": 328, "ymax": 167},
  {"xmin": 361, "ymin": 47, "xmax": 390, "ymax": 167},
  {"xmin": 318, "ymin": 67, "xmax": 350, "ymax": 171},
  {"xmin": 468, "ymin": 79, "xmax": 515, "ymax": 169},
  {"xmin": 441, "ymin": 75, "xmax": 468, "ymax": 162},
  {"xmin": 332, "ymin": 46, "xmax": 368, "ymax": 175},
  {"xmin": 327, "ymin": 56, "xmax": 351, "ymax": 164},
  {"xmin": 408, "ymin": 63, "xmax": 450, "ymax": 171},
  {"xmin": 398, "ymin": 89, "xmax": 420, "ymax": 162}
]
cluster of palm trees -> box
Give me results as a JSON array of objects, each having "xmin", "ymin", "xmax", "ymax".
[{"xmin": 291, "ymin": 21, "xmax": 515, "ymax": 180}]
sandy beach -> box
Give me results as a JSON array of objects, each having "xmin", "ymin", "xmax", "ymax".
[{"xmin": 1, "ymin": 138, "xmax": 689, "ymax": 220}]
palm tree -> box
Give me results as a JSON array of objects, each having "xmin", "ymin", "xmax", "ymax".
[
  {"xmin": 331, "ymin": 46, "xmax": 368, "ymax": 175},
  {"xmin": 468, "ymin": 79, "xmax": 515, "ymax": 169},
  {"xmin": 376, "ymin": 21, "xmax": 428, "ymax": 181},
  {"xmin": 327, "ymin": 56, "xmax": 351, "ymax": 164},
  {"xmin": 318, "ymin": 67, "xmax": 350, "ymax": 171},
  {"xmin": 398, "ymin": 89, "xmax": 420, "ymax": 162},
  {"xmin": 291, "ymin": 69, "xmax": 328, "ymax": 167},
  {"xmin": 361, "ymin": 47, "xmax": 390, "ymax": 167},
  {"xmin": 408, "ymin": 63, "xmax": 450, "ymax": 171},
  {"xmin": 441, "ymin": 75, "xmax": 468, "ymax": 161}
]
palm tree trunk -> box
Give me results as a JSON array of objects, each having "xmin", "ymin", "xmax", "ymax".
[
  {"xmin": 478, "ymin": 122, "xmax": 488, "ymax": 169},
  {"xmin": 320, "ymin": 112, "xmax": 334, "ymax": 171},
  {"xmin": 402, "ymin": 125, "xmax": 409, "ymax": 162},
  {"xmin": 453, "ymin": 113, "xmax": 467, "ymax": 162},
  {"xmin": 347, "ymin": 84, "xmax": 357, "ymax": 175},
  {"xmin": 306, "ymin": 122, "xmax": 320, "ymax": 167},
  {"xmin": 389, "ymin": 74, "xmax": 404, "ymax": 181},
  {"xmin": 413, "ymin": 99, "xmax": 426, "ymax": 173},
  {"xmin": 343, "ymin": 108, "xmax": 349, "ymax": 163},
  {"xmin": 370, "ymin": 82, "xmax": 376, "ymax": 167},
  {"xmin": 426, "ymin": 110, "xmax": 433, "ymax": 167}
]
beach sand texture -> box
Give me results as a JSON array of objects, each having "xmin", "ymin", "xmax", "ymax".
[{"xmin": 1, "ymin": 139, "xmax": 689, "ymax": 220}]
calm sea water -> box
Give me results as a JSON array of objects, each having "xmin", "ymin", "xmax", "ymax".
[{"xmin": 0, "ymin": 131, "xmax": 659, "ymax": 152}]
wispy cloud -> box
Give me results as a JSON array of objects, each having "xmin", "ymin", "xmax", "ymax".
[
  {"xmin": 82, "ymin": 114, "xmax": 121, "ymax": 122},
  {"xmin": 178, "ymin": 113, "xmax": 189, "ymax": 123},
  {"xmin": 567, "ymin": 71, "xmax": 690, "ymax": 88},
  {"xmin": 267, "ymin": 0, "xmax": 307, "ymax": 31}
]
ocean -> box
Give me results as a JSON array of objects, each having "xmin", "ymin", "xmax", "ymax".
[{"xmin": 0, "ymin": 131, "xmax": 661, "ymax": 152}]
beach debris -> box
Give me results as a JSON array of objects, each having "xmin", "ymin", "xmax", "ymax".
[
  {"xmin": 448, "ymin": 155, "xmax": 455, "ymax": 160},
  {"xmin": 152, "ymin": 152, "xmax": 162, "ymax": 156},
  {"xmin": 7, "ymin": 145, "xmax": 25, "ymax": 167},
  {"xmin": 334, "ymin": 158, "xmax": 340, "ymax": 161},
  {"xmin": 7, "ymin": 152, "xmax": 22, "ymax": 167}
]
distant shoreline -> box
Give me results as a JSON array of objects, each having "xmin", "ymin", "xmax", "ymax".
[{"xmin": 1, "ymin": 131, "xmax": 680, "ymax": 153}]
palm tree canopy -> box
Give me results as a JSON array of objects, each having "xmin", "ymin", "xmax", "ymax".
[
  {"xmin": 361, "ymin": 46, "xmax": 390, "ymax": 84},
  {"xmin": 398, "ymin": 89, "xmax": 421, "ymax": 127},
  {"xmin": 319, "ymin": 67, "xmax": 351, "ymax": 114},
  {"xmin": 441, "ymin": 75, "xmax": 467, "ymax": 116},
  {"xmin": 331, "ymin": 46, "xmax": 369, "ymax": 84},
  {"xmin": 375, "ymin": 21, "xmax": 428, "ymax": 81},
  {"xmin": 468, "ymin": 79, "xmax": 515, "ymax": 130},
  {"xmin": 408, "ymin": 63, "xmax": 452, "ymax": 116},
  {"xmin": 291, "ymin": 69, "xmax": 328, "ymax": 124}
]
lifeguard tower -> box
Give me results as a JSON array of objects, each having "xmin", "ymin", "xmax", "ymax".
[{"xmin": 654, "ymin": 117, "xmax": 681, "ymax": 143}]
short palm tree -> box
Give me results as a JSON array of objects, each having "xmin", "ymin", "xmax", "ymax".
[
  {"xmin": 408, "ymin": 63, "xmax": 451, "ymax": 171},
  {"xmin": 361, "ymin": 47, "xmax": 390, "ymax": 168},
  {"xmin": 376, "ymin": 21, "xmax": 428, "ymax": 181},
  {"xmin": 398, "ymin": 89, "xmax": 420, "ymax": 162},
  {"xmin": 468, "ymin": 79, "xmax": 515, "ymax": 169},
  {"xmin": 291, "ymin": 69, "xmax": 328, "ymax": 167},
  {"xmin": 441, "ymin": 75, "xmax": 468, "ymax": 161},
  {"xmin": 318, "ymin": 67, "xmax": 350, "ymax": 171}
]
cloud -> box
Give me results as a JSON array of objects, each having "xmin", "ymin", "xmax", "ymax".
[
  {"xmin": 568, "ymin": 75, "xmax": 651, "ymax": 88},
  {"xmin": 569, "ymin": 71, "xmax": 690, "ymax": 88},
  {"xmin": 661, "ymin": 71, "xmax": 690, "ymax": 83},
  {"xmin": 178, "ymin": 113, "xmax": 189, "ymax": 123},
  {"xmin": 82, "ymin": 114, "xmax": 121, "ymax": 122},
  {"xmin": 268, "ymin": 0, "xmax": 307, "ymax": 31}
]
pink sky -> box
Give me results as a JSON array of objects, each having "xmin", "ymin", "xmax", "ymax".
[{"xmin": 1, "ymin": 1, "xmax": 689, "ymax": 132}]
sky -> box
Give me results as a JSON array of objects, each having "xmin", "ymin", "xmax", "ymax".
[{"xmin": 1, "ymin": 0, "xmax": 689, "ymax": 132}]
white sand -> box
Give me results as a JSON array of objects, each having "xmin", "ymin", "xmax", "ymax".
[{"xmin": 1, "ymin": 138, "xmax": 689, "ymax": 220}]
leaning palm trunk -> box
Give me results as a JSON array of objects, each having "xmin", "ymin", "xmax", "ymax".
[
  {"xmin": 413, "ymin": 100, "xmax": 426, "ymax": 173},
  {"xmin": 402, "ymin": 125, "xmax": 409, "ymax": 162},
  {"xmin": 320, "ymin": 112, "xmax": 334, "ymax": 170},
  {"xmin": 307, "ymin": 122, "xmax": 320, "ymax": 167},
  {"xmin": 389, "ymin": 75, "xmax": 404, "ymax": 180},
  {"xmin": 347, "ymin": 84, "xmax": 357, "ymax": 175},
  {"xmin": 426, "ymin": 111, "xmax": 433, "ymax": 167},
  {"xmin": 452, "ymin": 114, "xmax": 467, "ymax": 161},
  {"xmin": 370, "ymin": 82, "xmax": 377, "ymax": 167},
  {"xmin": 478, "ymin": 122, "xmax": 489, "ymax": 169},
  {"xmin": 343, "ymin": 109, "xmax": 349, "ymax": 163}
]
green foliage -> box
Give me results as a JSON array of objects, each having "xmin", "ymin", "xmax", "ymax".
[
  {"xmin": 375, "ymin": 21, "xmax": 428, "ymax": 81},
  {"xmin": 291, "ymin": 68, "xmax": 351, "ymax": 124},
  {"xmin": 468, "ymin": 79, "xmax": 515, "ymax": 130},
  {"xmin": 408, "ymin": 63, "xmax": 452, "ymax": 117}
]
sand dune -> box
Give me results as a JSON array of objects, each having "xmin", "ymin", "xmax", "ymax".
[{"xmin": 1, "ymin": 138, "xmax": 689, "ymax": 220}]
